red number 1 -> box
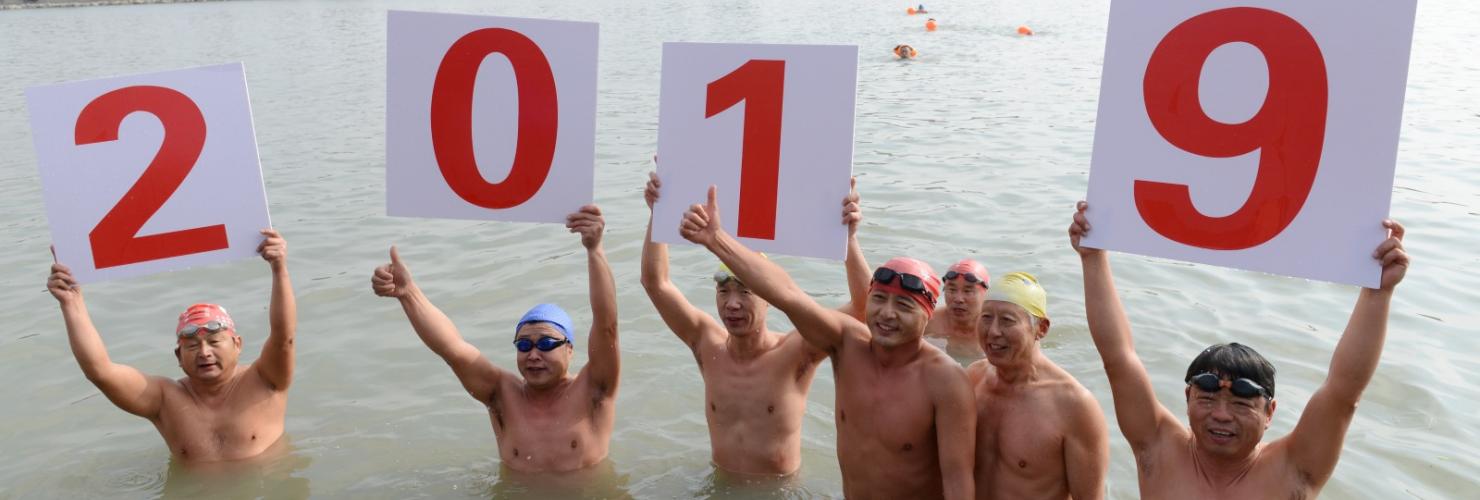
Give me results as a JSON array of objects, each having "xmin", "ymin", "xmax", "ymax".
[
  {"xmin": 430, "ymin": 28, "xmax": 558, "ymax": 209},
  {"xmin": 75, "ymin": 85, "xmax": 227, "ymax": 269},
  {"xmin": 706, "ymin": 59, "xmax": 785, "ymax": 240},
  {"xmin": 1137, "ymin": 7, "xmax": 1327, "ymax": 250}
]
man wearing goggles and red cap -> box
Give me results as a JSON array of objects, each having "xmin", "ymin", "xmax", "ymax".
[
  {"xmin": 926, "ymin": 258, "xmax": 991, "ymax": 359},
  {"xmin": 640, "ymin": 172, "xmax": 872, "ymax": 477},
  {"xmin": 964, "ymin": 271, "xmax": 1108, "ymax": 499},
  {"xmin": 45, "ymin": 229, "xmax": 297, "ymax": 463},
  {"xmin": 1070, "ymin": 201, "xmax": 1410, "ymax": 498},
  {"xmin": 681, "ymin": 186, "xmax": 976, "ymax": 499},
  {"xmin": 370, "ymin": 204, "xmax": 620, "ymax": 473}
]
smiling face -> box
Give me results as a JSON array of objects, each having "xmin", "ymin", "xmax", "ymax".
[
  {"xmin": 1185, "ymin": 380, "xmax": 1277, "ymax": 460},
  {"xmin": 515, "ymin": 323, "xmax": 573, "ymax": 389},
  {"xmin": 865, "ymin": 290, "xmax": 930, "ymax": 348},
  {"xmin": 943, "ymin": 276, "xmax": 985, "ymax": 325},
  {"xmin": 977, "ymin": 300, "xmax": 1046, "ymax": 366},
  {"xmin": 715, "ymin": 280, "xmax": 767, "ymax": 336},
  {"xmin": 176, "ymin": 331, "xmax": 242, "ymax": 382}
]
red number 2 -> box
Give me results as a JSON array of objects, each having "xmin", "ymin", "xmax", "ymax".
[
  {"xmin": 75, "ymin": 85, "xmax": 227, "ymax": 269},
  {"xmin": 706, "ymin": 59, "xmax": 785, "ymax": 240},
  {"xmin": 431, "ymin": 28, "xmax": 558, "ymax": 209},
  {"xmin": 1137, "ymin": 7, "xmax": 1327, "ymax": 250}
]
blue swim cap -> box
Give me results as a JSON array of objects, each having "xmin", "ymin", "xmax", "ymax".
[{"xmin": 516, "ymin": 303, "xmax": 575, "ymax": 346}]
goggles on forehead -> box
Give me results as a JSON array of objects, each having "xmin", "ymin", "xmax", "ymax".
[
  {"xmin": 872, "ymin": 267, "xmax": 934, "ymax": 303},
  {"xmin": 513, "ymin": 336, "xmax": 570, "ymax": 353},
  {"xmin": 177, "ymin": 321, "xmax": 231, "ymax": 339},
  {"xmin": 1187, "ymin": 372, "xmax": 1270, "ymax": 400},
  {"xmin": 713, "ymin": 272, "xmax": 743, "ymax": 286},
  {"xmin": 943, "ymin": 270, "xmax": 986, "ymax": 287}
]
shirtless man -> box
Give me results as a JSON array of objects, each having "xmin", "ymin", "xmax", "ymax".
[
  {"xmin": 46, "ymin": 229, "xmax": 297, "ymax": 463},
  {"xmin": 681, "ymin": 187, "xmax": 976, "ymax": 499},
  {"xmin": 926, "ymin": 259, "xmax": 990, "ymax": 359},
  {"xmin": 1068, "ymin": 201, "xmax": 1409, "ymax": 498},
  {"xmin": 966, "ymin": 271, "xmax": 1108, "ymax": 499},
  {"xmin": 371, "ymin": 205, "xmax": 618, "ymax": 472},
  {"xmin": 639, "ymin": 173, "xmax": 870, "ymax": 476}
]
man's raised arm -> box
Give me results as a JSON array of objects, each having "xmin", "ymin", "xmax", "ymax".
[
  {"xmin": 1070, "ymin": 202, "xmax": 1179, "ymax": 451},
  {"xmin": 372, "ymin": 246, "xmax": 505, "ymax": 403},
  {"xmin": 1286, "ymin": 220, "xmax": 1408, "ymax": 486},
  {"xmin": 48, "ymin": 259, "xmax": 165, "ymax": 419},
  {"xmin": 838, "ymin": 177, "xmax": 871, "ymax": 321},
  {"xmin": 569, "ymin": 205, "xmax": 620, "ymax": 395},
  {"xmin": 680, "ymin": 186, "xmax": 860, "ymax": 354},
  {"xmin": 640, "ymin": 172, "xmax": 720, "ymax": 347},
  {"xmin": 253, "ymin": 229, "xmax": 296, "ymax": 391}
]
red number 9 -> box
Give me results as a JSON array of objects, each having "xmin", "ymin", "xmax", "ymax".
[{"xmin": 1137, "ymin": 7, "xmax": 1327, "ymax": 250}]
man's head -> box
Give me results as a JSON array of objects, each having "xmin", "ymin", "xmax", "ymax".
[
  {"xmin": 866, "ymin": 257, "xmax": 941, "ymax": 347},
  {"xmin": 514, "ymin": 304, "xmax": 576, "ymax": 389},
  {"xmin": 978, "ymin": 272, "xmax": 1049, "ymax": 365},
  {"xmin": 714, "ymin": 261, "xmax": 768, "ymax": 336},
  {"xmin": 1183, "ymin": 343, "xmax": 1278, "ymax": 460},
  {"xmin": 174, "ymin": 303, "xmax": 242, "ymax": 382},
  {"xmin": 942, "ymin": 259, "xmax": 989, "ymax": 324}
]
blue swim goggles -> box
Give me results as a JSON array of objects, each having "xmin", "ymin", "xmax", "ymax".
[{"xmin": 513, "ymin": 336, "xmax": 570, "ymax": 353}]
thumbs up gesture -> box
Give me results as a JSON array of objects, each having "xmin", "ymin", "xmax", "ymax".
[
  {"xmin": 371, "ymin": 246, "xmax": 416, "ymax": 299},
  {"xmin": 680, "ymin": 185, "xmax": 724, "ymax": 248}
]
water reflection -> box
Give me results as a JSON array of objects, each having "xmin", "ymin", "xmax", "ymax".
[
  {"xmin": 693, "ymin": 466, "xmax": 827, "ymax": 499},
  {"xmin": 159, "ymin": 436, "xmax": 311, "ymax": 499},
  {"xmin": 488, "ymin": 459, "xmax": 632, "ymax": 499}
]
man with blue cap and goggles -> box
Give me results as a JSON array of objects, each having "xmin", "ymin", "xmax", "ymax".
[
  {"xmin": 371, "ymin": 204, "xmax": 620, "ymax": 473},
  {"xmin": 964, "ymin": 271, "xmax": 1108, "ymax": 499}
]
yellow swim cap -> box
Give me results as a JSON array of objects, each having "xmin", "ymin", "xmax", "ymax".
[
  {"xmin": 984, "ymin": 272, "xmax": 1047, "ymax": 319},
  {"xmin": 716, "ymin": 253, "xmax": 767, "ymax": 283}
]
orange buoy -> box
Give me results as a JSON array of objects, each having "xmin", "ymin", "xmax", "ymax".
[
  {"xmin": 1017, "ymin": 25, "xmax": 1033, "ymax": 36},
  {"xmin": 907, "ymin": 7, "xmax": 916, "ymax": 15},
  {"xmin": 925, "ymin": 19, "xmax": 937, "ymax": 31}
]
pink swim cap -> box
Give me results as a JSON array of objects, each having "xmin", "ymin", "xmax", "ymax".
[
  {"xmin": 946, "ymin": 259, "xmax": 990, "ymax": 288},
  {"xmin": 176, "ymin": 303, "xmax": 236, "ymax": 341},
  {"xmin": 870, "ymin": 257, "xmax": 942, "ymax": 318}
]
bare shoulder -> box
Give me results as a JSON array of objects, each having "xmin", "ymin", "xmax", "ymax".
[
  {"xmin": 781, "ymin": 328, "xmax": 828, "ymax": 363},
  {"xmin": 964, "ymin": 358, "xmax": 992, "ymax": 385},
  {"xmin": 245, "ymin": 362, "xmax": 290, "ymax": 393},
  {"xmin": 921, "ymin": 346, "xmax": 970, "ymax": 391}
]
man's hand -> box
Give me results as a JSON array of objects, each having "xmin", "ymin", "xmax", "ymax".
[
  {"xmin": 644, "ymin": 171, "xmax": 662, "ymax": 210},
  {"xmin": 1069, "ymin": 201, "xmax": 1104, "ymax": 258},
  {"xmin": 372, "ymin": 246, "xmax": 415, "ymax": 299},
  {"xmin": 258, "ymin": 228, "xmax": 288, "ymax": 270},
  {"xmin": 679, "ymin": 186, "xmax": 723, "ymax": 247},
  {"xmin": 47, "ymin": 260, "xmax": 83, "ymax": 305},
  {"xmin": 567, "ymin": 204, "xmax": 605, "ymax": 250},
  {"xmin": 843, "ymin": 177, "xmax": 862, "ymax": 237},
  {"xmin": 1374, "ymin": 219, "xmax": 1408, "ymax": 291}
]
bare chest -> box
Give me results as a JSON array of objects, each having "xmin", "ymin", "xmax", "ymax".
[
  {"xmin": 834, "ymin": 354, "xmax": 936, "ymax": 456},
  {"xmin": 490, "ymin": 385, "xmax": 611, "ymax": 472},
  {"xmin": 1141, "ymin": 447, "xmax": 1313, "ymax": 500},
  {"xmin": 697, "ymin": 344, "xmax": 814, "ymax": 423},
  {"xmin": 156, "ymin": 382, "xmax": 285, "ymax": 461}
]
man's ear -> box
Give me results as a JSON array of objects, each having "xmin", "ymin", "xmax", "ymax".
[
  {"xmin": 174, "ymin": 347, "xmax": 181, "ymax": 361},
  {"xmin": 1036, "ymin": 316, "xmax": 1051, "ymax": 340},
  {"xmin": 1265, "ymin": 399, "xmax": 1278, "ymax": 428},
  {"xmin": 233, "ymin": 335, "xmax": 243, "ymax": 351}
]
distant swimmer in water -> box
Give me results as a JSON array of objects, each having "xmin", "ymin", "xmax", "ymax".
[
  {"xmin": 917, "ymin": 4, "xmax": 928, "ymax": 14},
  {"xmin": 1070, "ymin": 201, "xmax": 1410, "ymax": 498},
  {"xmin": 925, "ymin": 259, "xmax": 989, "ymax": 358},
  {"xmin": 46, "ymin": 229, "xmax": 298, "ymax": 463},
  {"xmin": 372, "ymin": 205, "xmax": 620, "ymax": 473},
  {"xmin": 641, "ymin": 171, "xmax": 871, "ymax": 476},
  {"xmin": 926, "ymin": 18, "xmax": 938, "ymax": 31},
  {"xmin": 893, "ymin": 44, "xmax": 919, "ymax": 59}
]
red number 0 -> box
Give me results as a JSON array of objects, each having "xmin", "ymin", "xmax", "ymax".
[
  {"xmin": 1137, "ymin": 7, "xmax": 1327, "ymax": 250},
  {"xmin": 431, "ymin": 28, "xmax": 558, "ymax": 209},
  {"xmin": 75, "ymin": 86, "xmax": 227, "ymax": 269},
  {"xmin": 706, "ymin": 59, "xmax": 785, "ymax": 240}
]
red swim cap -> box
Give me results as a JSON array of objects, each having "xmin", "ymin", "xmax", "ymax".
[
  {"xmin": 870, "ymin": 257, "xmax": 941, "ymax": 318},
  {"xmin": 176, "ymin": 303, "xmax": 236, "ymax": 342},
  {"xmin": 946, "ymin": 259, "xmax": 990, "ymax": 288}
]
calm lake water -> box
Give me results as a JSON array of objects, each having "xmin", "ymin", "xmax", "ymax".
[{"xmin": 2, "ymin": 0, "xmax": 1477, "ymax": 498}]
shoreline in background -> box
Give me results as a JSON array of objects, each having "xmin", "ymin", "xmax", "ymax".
[{"xmin": 0, "ymin": 0, "xmax": 226, "ymax": 10}]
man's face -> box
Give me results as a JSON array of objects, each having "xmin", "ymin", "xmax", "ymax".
[
  {"xmin": 865, "ymin": 290, "xmax": 929, "ymax": 348},
  {"xmin": 1185, "ymin": 378, "xmax": 1276, "ymax": 460},
  {"xmin": 978, "ymin": 301, "xmax": 1045, "ymax": 365},
  {"xmin": 176, "ymin": 331, "xmax": 242, "ymax": 382},
  {"xmin": 943, "ymin": 276, "xmax": 985, "ymax": 324},
  {"xmin": 715, "ymin": 280, "xmax": 766, "ymax": 336},
  {"xmin": 515, "ymin": 323, "xmax": 572, "ymax": 389}
]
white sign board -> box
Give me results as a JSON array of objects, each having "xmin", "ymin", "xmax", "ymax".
[
  {"xmin": 652, "ymin": 42, "xmax": 858, "ymax": 260},
  {"xmin": 387, "ymin": 11, "xmax": 597, "ymax": 223},
  {"xmin": 1083, "ymin": 1, "xmax": 1416, "ymax": 288},
  {"xmin": 27, "ymin": 63, "xmax": 271, "ymax": 284}
]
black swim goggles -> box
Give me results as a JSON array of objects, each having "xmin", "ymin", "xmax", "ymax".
[
  {"xmin": 1186, "ymin": 372, "xmax": 1270, "ymax": 400},
  {"xmin": 943, "ymin": 271, "xmax": 986, "ymax": 287},
  {"xmin": 513, "ymin": 336, "xmax": 570, "ymax": 353},
  {"xmin": 872, "ymin": 267, "xmax": 934, "ymax": 303},
  {"xmin": 177, "ymin": 321, "xmax": 230, "ymax": 339}
]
